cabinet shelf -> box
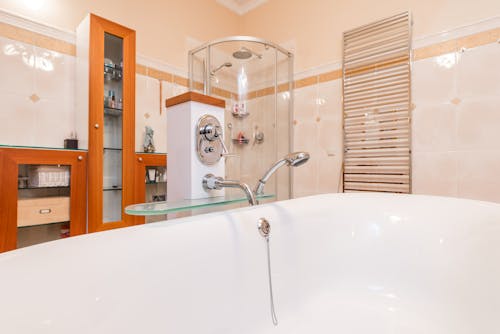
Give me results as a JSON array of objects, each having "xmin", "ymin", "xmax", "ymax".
[
  {"xmin": 104, "ymin": 64, "xmax": 122, "ymax": 82},
  {"xmin": 103, "ymin": 187, "xmax": 122, "ymax": 191},
  {"xmin": 104, "ymin": 64, "xmax": 122, "ymax": 72},
  {"xmin": 146, "ymin": 181, "xmax": 167, "ymax": 185},
  {"xmin": 18, "ymin": 186, "xmax": 70, "ymax": 190},
  {"xmin": 104, "ymin": 107, "xmax": 123, "ymax": 116}
]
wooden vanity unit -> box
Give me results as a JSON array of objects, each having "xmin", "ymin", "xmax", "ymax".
[{"xmin": 0, "ymin": 147, "xmax": 87, "ymax": 253}]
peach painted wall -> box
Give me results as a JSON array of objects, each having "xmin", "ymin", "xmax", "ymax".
[
  {"xmin": 241, "ymin": 0, "xmax": 500, "ymax": 71},
  {"xmin": 0, "ymin": 0, "xmax": 240, "ymax": 71}
]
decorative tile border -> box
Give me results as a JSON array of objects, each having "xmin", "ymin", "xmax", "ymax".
[
  {"xmin": 413, "ymin": 27, "xmax": 500, "ymax": 61},
  {"xmin": 0, "ymin": 22, "xmax": 75, "ymax": 56},
  {"xmin": 0, "ymin": 15, "xmax": 498, "ymax": 98}
]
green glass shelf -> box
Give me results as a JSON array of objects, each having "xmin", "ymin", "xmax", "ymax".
[
  {"xmin": 125, "ymin": 194, "xmax": 275, "ymax": 216},
  {"xmin": 0, "ymin": 144, "xmax": 86, "ymax": 152}
]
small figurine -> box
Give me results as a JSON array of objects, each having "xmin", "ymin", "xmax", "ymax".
[{"xmin": 143, "ymin": 126, "xmax": 155, "ymax": 153}]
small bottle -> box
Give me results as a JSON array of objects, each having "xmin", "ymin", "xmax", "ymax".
[{"xmin": 107, "ymin": 90, "xmax": 112, "ymax": 108}]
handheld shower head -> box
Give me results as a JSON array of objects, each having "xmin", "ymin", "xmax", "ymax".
[
  {"xmin": 255, "ymin": 152, "xmax": 310, "ymax": 195},
  {"xmin": 284, "ymin": 151, "xmax": 310, "ymax": 167},
  {"xmin": 210, "ymin": 62, "xmax": 232, "ymax": 75}
]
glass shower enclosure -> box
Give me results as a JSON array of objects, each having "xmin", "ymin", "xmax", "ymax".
[{"xmin": 188, "ymin": 36, "xmax": 294, "ymax": 200}]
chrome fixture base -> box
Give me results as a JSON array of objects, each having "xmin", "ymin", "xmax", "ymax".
[{"xmin": 258, "ymin": 218, "xmax": 271, "ymax": 238}]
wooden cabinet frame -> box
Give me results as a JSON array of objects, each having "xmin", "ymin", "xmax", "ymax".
[
  {"xmin": 0, "ymin": 148, "xmax": 87, "ymax": 252},
  {"xmin": 134, "ymin": 153, "xmax": 167, "ymax": 225},
  {"xmin": 87, "ymin": 14, "xmax": 136, "ymax": 232}
]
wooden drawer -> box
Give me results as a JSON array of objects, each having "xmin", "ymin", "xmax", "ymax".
[{"xmin": 18, "ymin": 197, "xmax": 70, "ymax": 227}]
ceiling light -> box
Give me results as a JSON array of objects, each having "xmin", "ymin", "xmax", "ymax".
[{"xmin": 23, "ymin": 0, "xmax": 44, "ymax": 10}]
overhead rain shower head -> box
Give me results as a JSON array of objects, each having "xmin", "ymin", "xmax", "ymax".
[
  {"xmin": 232, "ymin": 47, "xmax": 262, "ymax": 60},
  {"xmin": 210, "ymin": 62, "xmax": 232, "ymax": 75}
]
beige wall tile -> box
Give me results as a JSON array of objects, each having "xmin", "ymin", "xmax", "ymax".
[
  {"xmin": 412, "ymin": 103, "xmax": 456, "ymax": 152},
  {"xmin": 456, "ymin": 43, "xmax": 500, "ymax": 99},
  {"xmin": 412, "ymin": 53, "xmax": 457, "ymax": 105},
  {"xmin": 457, "ymin": 151, "xmax": 500, "ymax": 203},
  {"xmin": 316, "ymin": 151, "xmax": 343, "ymax": 194},
  {"xmin": 293, "ymin": 85, "xmax": 318, "ymax": 121},
  {"xmin": 136, "ymin": 74, "xmax": 166, "ymax": 153},
  {"xmin": 456, "ymin": 99, "xmax": 500, "ymax": 150},
  {"xmin": 412, "ymin": 152, "xmax": 458, "ymax": 197},
  {"xmin": 0, "ymin": 37, "xmax": 36, "ymax": 96}
]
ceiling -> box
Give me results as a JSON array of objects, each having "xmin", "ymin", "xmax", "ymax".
[{"xmin": 216, "ymin": 0, "xmax": 268, "ymax": 15}]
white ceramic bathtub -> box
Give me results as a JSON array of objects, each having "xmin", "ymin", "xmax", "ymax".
[{"xmin": 1, "ymin": 193, "xmax": 499, "ymax": 333}]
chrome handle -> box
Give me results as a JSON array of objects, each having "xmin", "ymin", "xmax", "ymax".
[
  {"xmin": 199, "ymin": 123, "xmax": 220, "ymax": 141},
  {"xmin": 39, "ymin": 209, "xmax": 52, "ymax": 214},
  {"xmin": 94, "ymin": 123, "xmax": 100, "ymax": 129},
  {"xmin": 77, "ymin": 155, "xmax": 83, "ymax": 161}
]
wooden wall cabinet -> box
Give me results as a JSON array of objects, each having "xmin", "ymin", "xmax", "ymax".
[
  {"xmin": 135, "ymin": 153, "xmax": 168, "ymax": 224},
  {"xmin": 0, "ymin": 148, "xmax": 87, "ymax": 252},
  {"xmin": 77, "ymin": 14, "xmax": 137, "ymax": 232}
]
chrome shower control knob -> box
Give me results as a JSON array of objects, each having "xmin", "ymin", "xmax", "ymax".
[
  {"xmin": 258, "ymin": 218, "xmax": 271, "ymax": 238},
  {"xmin": 199, "ymin": 123, "xmax": 221, "ymax": 141},
  {"xmin": 204, "ymin": 146, "xmax": 215, "ymax": 153}
]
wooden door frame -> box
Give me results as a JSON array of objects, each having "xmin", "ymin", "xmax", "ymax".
[{"xmin": 0, "ymin": 148, "xmax": 87, "ymax": 252}]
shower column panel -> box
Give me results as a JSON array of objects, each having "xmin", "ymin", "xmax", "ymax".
[{"xmin": 166, "ymin": 92, "xmax": 225, "ymax": 201}]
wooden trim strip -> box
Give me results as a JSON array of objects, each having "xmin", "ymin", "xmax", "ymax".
[
  {"xmin": 166, "ymin": 91, "xmax": 225, "ymax": 108},
  {"xmin": 0, "ymin": 22, "xmax": 75, "ymax": 56},
  {"xmin": 0, "ymin": 19, "xmax": 497, "ymax": 99}
]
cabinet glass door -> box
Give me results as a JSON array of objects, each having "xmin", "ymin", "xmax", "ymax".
[
  {"xmin": 145, "ymin": 165, "xmax": 167, "ymax": 223},
  {"xmin": 17, "ymin": 164, "xmax": 71, "ymax": 248},
  {"xmin": 103, "ymin": 33, "xmax": 123, "ymax": 223}
]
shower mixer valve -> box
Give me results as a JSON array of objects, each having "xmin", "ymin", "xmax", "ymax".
[{"xmin": 196, "ymin": 114, "xmax": 229, "ymax": 165}]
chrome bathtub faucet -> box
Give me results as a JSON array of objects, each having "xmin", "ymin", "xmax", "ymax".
[{"xmin": 202, "ymin": 174, "xmax": 257, "ymax": 206}]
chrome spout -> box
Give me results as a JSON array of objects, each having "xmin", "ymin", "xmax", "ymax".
[{"xmin": 203, "ymin": 174, "xmax": 257, "ymax": 206}]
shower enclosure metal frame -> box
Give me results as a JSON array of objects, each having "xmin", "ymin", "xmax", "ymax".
[{"xmin": 188, "ymin": 36, "xmax": 295, "ymax": 199}]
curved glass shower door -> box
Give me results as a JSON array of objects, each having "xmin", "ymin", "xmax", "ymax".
[{"xmin": 189, "ymin": 37, "xmax": 293, "ymax": 201}]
